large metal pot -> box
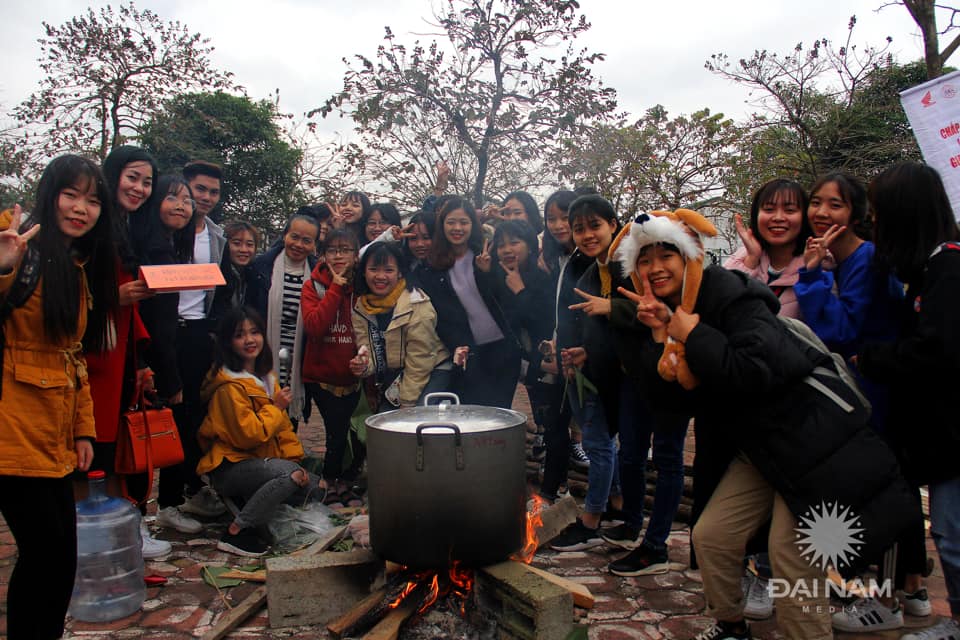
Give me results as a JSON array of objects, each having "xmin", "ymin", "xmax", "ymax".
[{"xmin": 365, "ymin": 393, "xmax": 528, "ymax": 569}]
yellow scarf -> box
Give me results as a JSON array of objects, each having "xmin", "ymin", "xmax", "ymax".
[
  {"xmin": 359, "ymin": 279, "xmax": 406, "ymax": 315},
  {"xmin": 598, "ymin": 262, "xmax": 612, "ymax": 298}
]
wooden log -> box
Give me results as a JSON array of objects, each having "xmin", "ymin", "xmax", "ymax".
[
  {"xmin": 200, "ymin": 585, "xmax": 267, "ymax": 640},
  {"xmin": 361, "ymin": 581, "xmax": 432, "ymax": 640},
  {"xmin": 518, "ymin": 562, "xmax": 594, "ymax": 609},
  {"xmin": 218, "ymin": 568, "xmax": 267, "ymax": 582},
  {"xmin": 326, "ymin": 571, "xmax": 413, "ymax": 638}
]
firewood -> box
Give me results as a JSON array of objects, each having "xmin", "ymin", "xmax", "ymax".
[
  {"xmin": 219, "ymin": 569, "xmax": 267, "ymax": 582},
  {"xmin": 326, "ymin": 571, "xmax": 412, "ymax": 638},
  {"xmin": 201, "ymin": 585, "xmax": 267, "ymax": 640},
  {"xmin": 361, "ymin": 581, "xmax": 433, "ymax": 640},
  {"xmin": 289, "ymin": 524, "xmax": 347, "ymax": 557}
]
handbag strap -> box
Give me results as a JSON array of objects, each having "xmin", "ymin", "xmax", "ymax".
[{"xmin": 121, "ymin": 388, "xmax": 158, "ymax": 507}]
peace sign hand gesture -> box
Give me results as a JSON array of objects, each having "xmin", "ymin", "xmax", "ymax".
[
  {"xmin": 0, "ymin": 205, "xmax": 40, "ymax": 272},
  {"xmin": 618, "ymin": 274, "xmax": 671, "ymax": 330},
  {"xmin": 569, "ymin": 287, "xmax": 611, "ymax": 317},
  {"xmin": 475, "ymin": 239, "xmax": 492, "ymax": 272},
  {"xmin": 804, "ymin": 224, "xmax": 845, "ymax": 270},
  {"xmin": 326, "ymin": 201, "xmax": 347, "ymax": 229}
]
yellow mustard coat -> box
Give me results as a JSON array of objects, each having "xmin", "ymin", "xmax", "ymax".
[
  {"xmin": 196, "ymin": 367, "xmax": 304, "ymax": 476},
  {"xmin": 0, "ymin": 264, "xmax": 95, "ymax": 478}
]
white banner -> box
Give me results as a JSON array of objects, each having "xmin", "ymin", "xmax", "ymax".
[{"xmin": 901, "ymin": 69, "xmax": 960, "ymax": 220}]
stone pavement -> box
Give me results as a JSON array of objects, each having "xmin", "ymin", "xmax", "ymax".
[{"xmin": 0, "ymin": 385, "xmax": 951, "ymax": 639}]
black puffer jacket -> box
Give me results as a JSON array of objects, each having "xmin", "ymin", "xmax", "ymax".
[{"xmin": 622, "ymin": 266, "xmax": 920, "ymax": 567}]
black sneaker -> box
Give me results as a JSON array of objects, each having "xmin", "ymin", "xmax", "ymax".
[
  {"xmin": 549, "ymin": 519, "xmax": 603, "ymax": 551},
  {"xmin": 694, "ymin": 620, "xmax": 752, "ymax": 640},
  {"xmin": 217, "ymin": 529, "xmax": 269, "ymax": 557},
  {"xmin": 569, "ymin": 442, "xmax": 590, "ymax": 468},
  {"xmin": 599, "ymin": 523, "xmax": 641, "ymax": 550},
  {"xmin": 609, "ymin": 543, "xmax": 672, "ymax": 576}
]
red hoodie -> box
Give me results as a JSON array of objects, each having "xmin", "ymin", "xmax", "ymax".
[{"xmin": 301, "ymin": 262, "xmax": 358, "ymax": 386}]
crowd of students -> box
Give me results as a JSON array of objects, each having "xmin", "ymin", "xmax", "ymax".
[{"xmin": 0, "ymin": 148, "xmax": 958, "ymax": 640}]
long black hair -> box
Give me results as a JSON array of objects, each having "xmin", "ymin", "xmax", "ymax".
[
  {"xmin": 29, "ymin": 155, "xmax": 118, "ymax": 349},
  {"xmin": 102, "ymin": 145, "xmax": 158, "ymax": 275},
  {"xmin": 428, "ymin": 196, "xmax": 484, "ymax": 270},
  {"xmin": 212, "ymin": 306, "xmax": 274, "ymax": 378},
  {"xmin": 869, "ymin": 162, "xmax": 960, "ymax": 283},
  {"xmin": 542, "ymin": 189, "xmax": 577, "ymax": 271},
  {"xmin": 502, "ymin": 190, "xmax": 543, "ymax": 233},
  {"xmin": 810, "ymin": 172, "xmax": 869, "ymax": 239}
]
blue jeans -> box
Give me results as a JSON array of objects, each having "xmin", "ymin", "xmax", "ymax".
[
  {"xmin": 568, "ymin": 387, "xmax": 620, "ymax": 515},
  {"xmin": 930, "ymin": 476, "xmax": 960, "ymax": 615},
  {"xmin": 617, "ymin": 379, "xmax": 688, "ymax": 549}
]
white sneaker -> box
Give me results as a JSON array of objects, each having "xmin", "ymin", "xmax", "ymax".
[
  {"xmin": 140, "ymin": 521, "xmax": 171, "ymax": 559},
  {"xmin": 901, "ymin": 618, "xmax": 960, "ymax": 640},
  {"xmin": 156, "ymin": 506, "xmax": 203, "ymax": 534},
  {"xmin": 741, "ymin": 573, "xmax": 774, "ymax": 619},
  {"xmin": 831, "ymin": 597, "xmax": 904, "ymax": 632},
  {"xmin": 899, "ymin": 588, "xmax": 933, "ymax": 617},
  {"xmin": 180, "ymin": 487, "xmax": 227, "ymax": 517}
]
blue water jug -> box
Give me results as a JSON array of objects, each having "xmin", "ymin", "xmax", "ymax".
[{"xmin": 68, "ymin": 470, "xmax": 145, "ymax": 622}]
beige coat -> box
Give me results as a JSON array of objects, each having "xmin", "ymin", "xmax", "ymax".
[{"xmin": 352, "ymin": 288, "xmax": 449, "ymax": 407}]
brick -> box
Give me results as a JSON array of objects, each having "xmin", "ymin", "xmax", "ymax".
[
  {"xmin": 266, "ymin": 549, "xmax": 382, "ymax": 628},
  {"xmin": 476, "ymin": 561, "xmax": 574, "ymax": 640}
]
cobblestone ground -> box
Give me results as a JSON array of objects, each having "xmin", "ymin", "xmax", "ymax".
[{"xmin": 0, "ymin": 385, "xmax": 950, "ymax": 639}]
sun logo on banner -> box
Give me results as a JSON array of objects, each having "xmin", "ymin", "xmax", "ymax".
[{"xmin": 794, "ymin": 501, "xmax": 865, "ymax": 571}]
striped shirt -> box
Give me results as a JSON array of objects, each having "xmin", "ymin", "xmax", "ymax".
[{"xmin": 279, "ymin": 266, "xmax": 304, "ymax": 386}]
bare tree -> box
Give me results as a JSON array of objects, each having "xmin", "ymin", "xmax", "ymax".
[
  {"xmin": 887, "ymin": 1, "xmax": 960, "ymax": 78},
  {"xmin": 15, "ymin": 2, "xmax": 235, "ymax": 160}
]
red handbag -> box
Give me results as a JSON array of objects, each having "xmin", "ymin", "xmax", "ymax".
[{"xmin": 116, "ymin": 392, "xmax": 184, "ymax": 503}]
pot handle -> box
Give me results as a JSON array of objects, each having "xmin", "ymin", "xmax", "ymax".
[
  {"xmin": 415, "ymin": 423, "xmax": 465, "ymax": 472},
  {"xmin": 422, "ymin": 392, "xmax": 461, "ymax": 406}
]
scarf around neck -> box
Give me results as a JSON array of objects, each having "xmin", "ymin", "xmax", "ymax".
[{"xmin": 359, "ymin": 278, "xmax": 406, "ymax": 315}]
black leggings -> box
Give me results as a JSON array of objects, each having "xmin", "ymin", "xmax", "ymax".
[{"xmin": 0, "ymin": 475, "xmax": 77, "ymax": 640}]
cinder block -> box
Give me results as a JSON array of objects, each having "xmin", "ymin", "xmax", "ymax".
[
  {"xmin": 476, "ymin": 561, "xmax": 574, "ymax": 640},
  {"xmin": 266, "ymin": 549, "xmax": 382, "ymax": 628}
]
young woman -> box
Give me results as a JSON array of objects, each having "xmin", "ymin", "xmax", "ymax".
[
  {"xmin": 614, "ymin": 212, "xmax": 919, "ymax": 640},
  {"xmin": 725, "ymin": 179, "xmax": 811, "ymax": 319},
  {"xmin": 210, "ymin": 220, "xmax": 259, "ymax": 325},
  {"xmin": 351, "ymin": 242, "xmax": 450, "ymax": 409},
  {"xmin": 402, "ymin": 209, "xmax": 435, "ymax": 280},
  {"xmin": 130, "ymin": 175, "xmax": 206, "ymax": 534},
  {"xmin": 300, "ymin": 230, "xmax": 364, "ymax": 506},
  {"xmin": 418, "ymin": 197, "xmax": 520, "ymax": 408},
  {"xmin": 362, "ymin": 202, "xmax": 403, "ymax": 244},
  {"xmin": 247, "ymin": 213, "xmax": 320, "ymax": 425},
  {"xmin": 88, "ymin": 145, "xmax": 166, "ymax": 557},
  {"xmin": 495, "ymin": 190, "xmax": 543, "ymax": 233},
  {"xmin": 540, "ymin": 189, "xmax": 587, "ymax": 489},
  {"xmin": 795, "ymin": 172, "xmax": 902, "ymax": 359},
  {"xmin": 0, "ymin": 155, "xmax": 118, "ymax": 639},
  {"xmin": 335, "ymin": 190, "xmax": 371, "ymax": 239},
  {"xmin": 197, "ymin": 306, "xmax": 322, "ymax": 558},
  {"xmin": 551, "ymin": 194, "xmax": 627, "ymax": 550},
  {"xmin": 859, "ymin": 162, "xmax": 960, "ymax": 640}
]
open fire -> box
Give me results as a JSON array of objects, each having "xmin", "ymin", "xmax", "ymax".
[{"xmin": 328, "ymin": 497, "xmax": 548, "ymax": 638}]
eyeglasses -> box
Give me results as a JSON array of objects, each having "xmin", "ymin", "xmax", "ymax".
[
  {"xmin": 324, "ymin": 247, "xmax": 354, "ymax": 256},
  {"xmin": 164, "ymin": 194, "xmax": 196, "ymax": 210}
]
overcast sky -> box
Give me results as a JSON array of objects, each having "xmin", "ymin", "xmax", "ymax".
[{"xmin": 0, "ymin": 0, "xmax": 935, "ymax": 140}]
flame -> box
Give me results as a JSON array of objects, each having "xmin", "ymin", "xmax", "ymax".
[
  {"xmin": 416, "ymin": 574, "xmax": 441, "ymax": 615},
  {"xmin": 512, "ymin": 494, "xmax": 547, "ymax": 564},
  {"xmin": 388, "ymin": 579, "xmax": 420, "ymax": 609},
  {"xmin": 448, "ymin": 561, "xmax": 475, "ymax": 616}
]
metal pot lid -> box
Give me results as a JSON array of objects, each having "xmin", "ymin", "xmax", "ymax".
[{"xmin": 365, "ymin": 392, "xmax": 525, "ymax": 434}]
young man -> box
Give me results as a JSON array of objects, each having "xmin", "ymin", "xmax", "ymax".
[{"xmin": 156, "ymin": 161, "xmax": 228, "ymax": 533}]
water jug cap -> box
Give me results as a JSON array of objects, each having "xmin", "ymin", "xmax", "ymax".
[{"xmin": 87, "ymin": 470, "xmax": 106, "ymax": 480}]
